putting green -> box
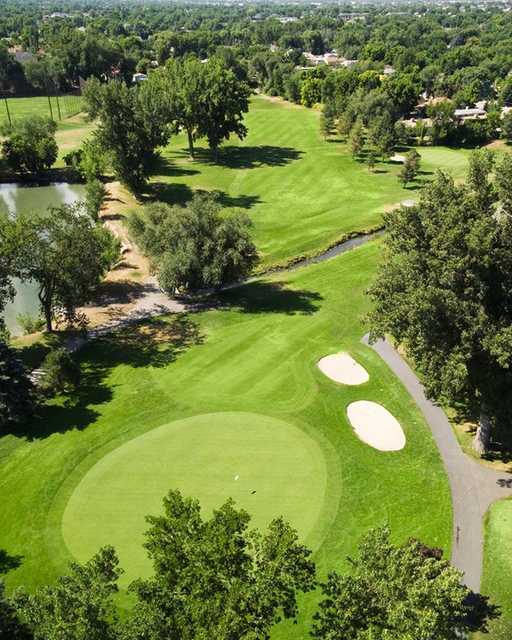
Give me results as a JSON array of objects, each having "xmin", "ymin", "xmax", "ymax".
[{"xmin": 62, "ymin": 412, "xmax": 328, "ymax": 584}]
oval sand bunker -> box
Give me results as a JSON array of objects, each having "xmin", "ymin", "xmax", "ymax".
[
  {"xmin": 346, "ymin": 401, "xmax": 406, "ymax": 451},
  {"xmin": 318, "ymin": 352, "xmax": 369, "ymax": 385}
]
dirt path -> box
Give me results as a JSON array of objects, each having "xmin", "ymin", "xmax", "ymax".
[{"xmin": 79, "ymin": 182, "xmax": 186, "ymax": 328}]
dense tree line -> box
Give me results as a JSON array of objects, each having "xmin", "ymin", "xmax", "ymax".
[
  {"xmin": 0, "ymin": 490, "xmax": 497, "ymax": 639},
  {"xmin": 369, "ymin": 150, "xmax": 512, "ymax": 455},
  {"xmin": 2, "ymin": 0, "xmax": 512, "ymax": 111}
]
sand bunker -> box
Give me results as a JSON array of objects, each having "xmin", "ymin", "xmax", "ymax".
[
  {"xmin": 318, "ymin": 353, "xmax": 369, "ymax": 386},
  {"xmin": 346, "ymin": 401, "xmax": 406, "ymax": 451}
]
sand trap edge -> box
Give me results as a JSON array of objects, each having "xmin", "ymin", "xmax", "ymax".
[
  {"xmin": 317, "ymin": 352, "xmax": 369, "ymax": 386},
  {"xmin": 346, "ymin": 400, "xmax": 406, "ymax": 451}
]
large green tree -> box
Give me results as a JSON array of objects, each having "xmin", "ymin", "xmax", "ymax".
[
  {"xmin": 2, "ymin": 203, "xmax": 119, "ymax": 332},
  {"xmin": 312, "ymin": 527, "xmax": 496, "ymax": 640},
  {"xmin": 125, "ymin": 490, "xmax": 316, "ymax": 640},
  {"xmin": 129, "ymin": 193, "xmax": 258, "ymax": 294},
  {"xmin": 199, "ymin": 57, "xmax": 251, "ymax": 154},
  {"xmin": 145, "ymin": 56, "xmax": 251, "ymax": 158},
  {"xmin": 145, "ymin": 57, "xmax": 207, "ymax": 158},
  {"xmin": 83, "ymin": 78, "xmax": 170, "ymax": 192},
  {"xmin": 13, "ymin": 547, "xmax": 121, "ymax": 640},
  {"xmin": 1, "ymin": 116, "xmax": 58, "ymax": 174},
  {"xmin": 369, "ymin": 151, "xmax": 512, "ymax": 453}
]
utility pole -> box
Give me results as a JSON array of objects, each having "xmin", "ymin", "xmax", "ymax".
[
  {"xmin": 3, "ymin": 96, "xmax": 12, "ymax": 127},
  {"xmin": 56, "ymin": 94, "xmax": 62, "ymax": 120}
]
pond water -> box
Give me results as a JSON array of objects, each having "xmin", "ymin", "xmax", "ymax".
[{"xmin": 0, "ymin": 183, "xmax": 84, "ymax": 336}]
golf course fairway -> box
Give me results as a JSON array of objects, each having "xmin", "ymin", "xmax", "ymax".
[{"xmin": 62, "ymin": 412, "xmax": 328, "ymax": 585}]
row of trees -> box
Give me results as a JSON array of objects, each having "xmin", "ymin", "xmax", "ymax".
[
  {"xmin": 0, "ymin": 489, "xmax": 497, "ymax": 639},
  {"xmin": 82, "ymin": 56, "xmax": 251, "ymax": 191},
  {"xmin": 369, "ymin": 150, "xmax": 512, "ymax": 454}
]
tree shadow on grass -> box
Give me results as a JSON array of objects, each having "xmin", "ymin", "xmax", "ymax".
[
  {"xmin": 15, "ymin": 315, "xmax": 203, "ymax": 440},
  {"xmin": 146, "ymin": 182, "xmax": 262, "ymax": 210},
  {"xmin": 215, "ymin": 281, "xmax": 323, "ymax": 315},
  {"xmin": 0, "ymin": 549, "xmax": 23, "ymax": 575},
  {"xmin": 194, "ymin": 145, "xmax": 304, "ymax": 169}
]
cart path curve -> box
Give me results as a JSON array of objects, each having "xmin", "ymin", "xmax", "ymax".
[{"xmin": 363, "ymin": 335, "xmax": 512, "ymax": 592}]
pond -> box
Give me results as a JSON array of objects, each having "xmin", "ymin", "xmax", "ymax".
[{"xmin": 0, "ymin": 182, "xmax": 85, "ymax": 336}]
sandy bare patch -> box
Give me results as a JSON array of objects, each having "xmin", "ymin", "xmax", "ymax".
[
  {"xmin": 346, "ymin": 401, "xmax": 406, "ymax": 451},
  {"xmin": 318, "ymin": 352, "xmax": 369, "ymax": 385}
]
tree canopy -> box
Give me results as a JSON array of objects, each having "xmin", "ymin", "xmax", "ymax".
[
  {"xmin": 369, "ymin": 150, "xmax": 512, "ymax": 453},
  {"xmin": 1, "ymin": 116, "xmax": 58, "ymax": 174},
  {"xmin": 312, "ymin": 527, "xmax": 496, "ymax": 640},
  {"xmin": 129, "ymin": 193, "xmax": 258, "ymax": 293},
  {"xmin": 1, "ymin": 203, "xmax": 119, "ymax": 331},
  {"xmin": 125, "ymin": 489, "xmax": 316, "ymax": 640}
]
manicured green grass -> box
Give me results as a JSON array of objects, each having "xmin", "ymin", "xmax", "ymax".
[
  {"xmin": 482, "ymin": 498, "xmax": 512, "ymax": 640},
  {"xmin": 0, "ymin": 95, "xmax": 83, "ymax": 127},
  {"xmin": 152, "ymin": 95, "xmax": 470, "ymax": 269},
  {"xmin": 0, "ymin": 240, "xmax": 451, "ymax": 637},
  {"xmin": 63, "ymin": 412, "xmax": 328, "ymax": 586}
]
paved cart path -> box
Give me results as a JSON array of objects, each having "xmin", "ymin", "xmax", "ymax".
[{"xmin": 363, "ymin": 335, "xmax": 512, "ymax": 591}]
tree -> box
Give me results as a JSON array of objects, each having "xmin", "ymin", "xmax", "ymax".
[
  {"xmin": 427, "ymin": 100, "xmax": 456, "ymax": 144},
  {"xmin": 200, "ymin": 58, "xmax": 251, "ymax": 154},
  {"xmin": 83, "ymin": 78, "xmax": 170, "ymax": 192},
  {"xmin": 312, "ymin": 527, "xmax": 497, "ymax": 640},
  {"xmin": 129, "ymin": 193, "xmax": 258, "ymax": 294},
  {"xmin": 0, "ymin": 582, "xmax": 31, "ymax": 640},
  {"xmin": 125, "ymin": 490, "xmax": 316, "ymax": 640},
  {"xmin": 320, "ymin": 111, "xmax": 334, "ymax": 139},
  {"xmin": 144, "ymin": 57, "xmax": 251, "ymax": 158},
  {"xmin": 1, "ymin": 117, "xmax": 57, "ymax": 174},
  {"xmin": 13, "ymin": 547, "xmax": 121, "ymax": 640},
  {"xmin": 368, "ymin": 112, "xmax": 396, "ymax": 159},
  {"xmin": 366, "ymin": 147, "xmax": 377, "ymax": 172},
  {"xmin": 39, "ymin": 348, "xmax": 81, "ymax": 396},
  {"xmin": 502, "ymin": 111, "xmax": 512, "ymax": 143},
  {"xmin": 398, "ymin": 149, "xmax": 421, "ymax": 186},
  {"xmin": 4, "ymin": 203, "xmax": 119, "ymax": 332},
  {"xmin": 349, "ymin": 120, "xmax": 364, "ymax": 159},
  {"xmin": 145, "ymin": 57, "xmax": 206, "ymax": 158},
  {"xmin": 0, "ymin": 340, "xmax": 35, "ymax": 430},
  {"xmin": 369, "ymin": 151, "xmax": 512, "ymax": 454},
  {"xmin": 84, "ymin": 178, "xmax": 107, "ymax": 221}
]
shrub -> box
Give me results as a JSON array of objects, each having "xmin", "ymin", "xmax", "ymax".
[
  {"xmin": 40, "ymin": 348, "xmax": 81, "ymax": 395},
  {"xmin": 1, "ymin": 116, "xmax": 58, "ymax": 173},
  {"xmin": 85, "ymin": 178, "xmax": 107, "ymax": 221},
  {"xmin": 16, "ymin": 313, "xmax": 45, "ymax": 335}
]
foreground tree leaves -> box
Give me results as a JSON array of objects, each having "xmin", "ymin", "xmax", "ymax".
[
  {"xmin": 125, "ymin": 490, "xmax": 316, "ymax": 640},
  {"xmin": 312, "ymin": 527, "xmax": 498, "ymax": 640},
  {"xmin": 12, "ymin": 547, "xmax": 122, "ymax": 640}
]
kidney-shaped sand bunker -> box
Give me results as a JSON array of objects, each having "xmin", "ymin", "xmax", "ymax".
[
  {"xmin": 346, "ymin": 401, "xmax": 406, "ymax": 451},
  {"xmin": 318, "ymin": 352, "xmax": 369, "ymax": 385}
]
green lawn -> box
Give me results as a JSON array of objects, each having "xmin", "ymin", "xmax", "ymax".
[
  {"xmin": 152, "ymin": 95, "xmax": 470, "ymax": 269},
  {"xmin": 482, "ymin": 498, "xmax": 512, "ymax": 639},
  {"xmin": 0, "ymin": 95, "xmax": 83, "ymax": 127},
  {"xmin": 0, "ymin": 240, "xmax": 451, "ymax": 637}
]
